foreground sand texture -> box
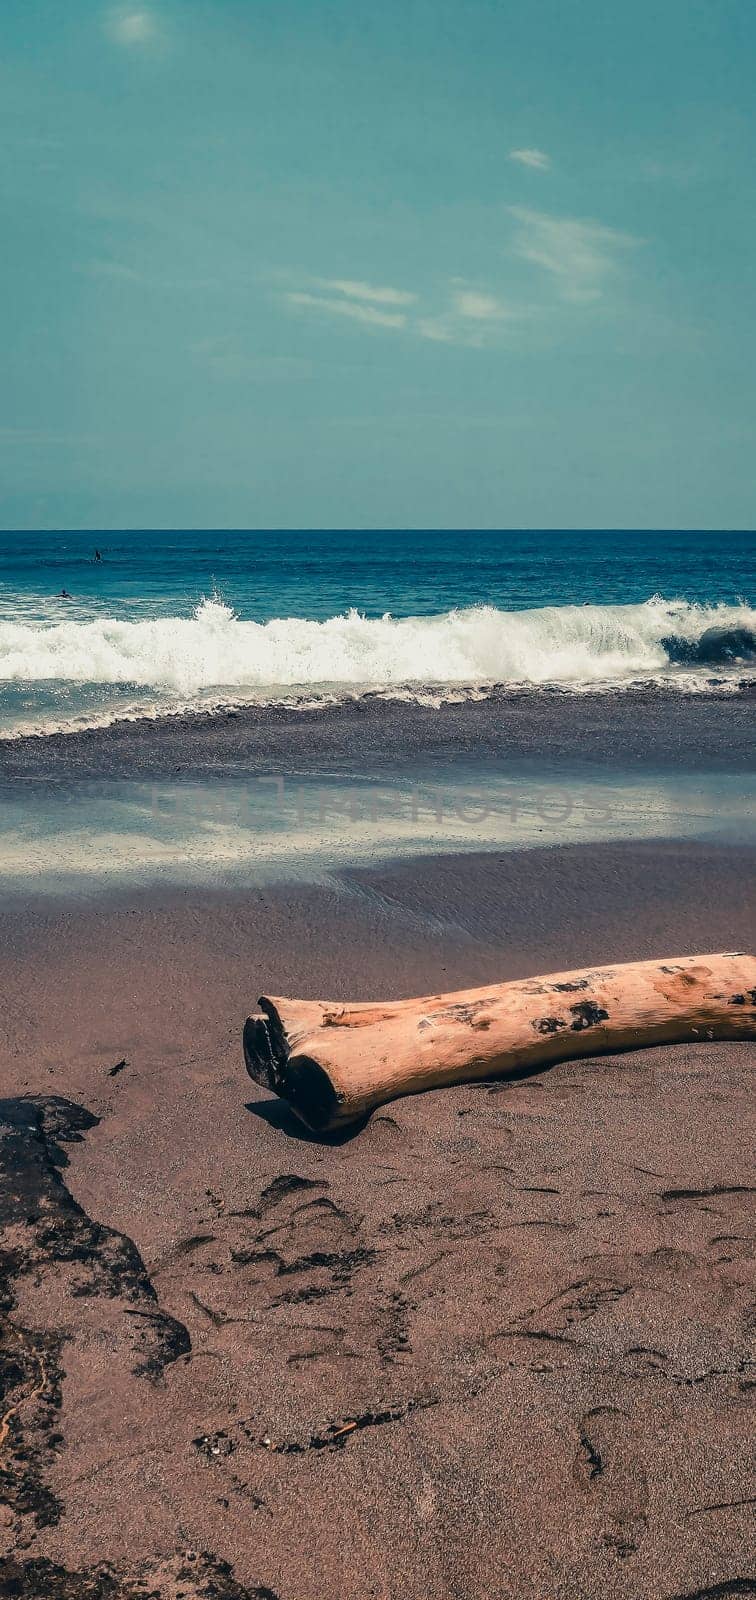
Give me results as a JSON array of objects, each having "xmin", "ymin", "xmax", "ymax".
[{"xmin": 0, "ymin": 842, "xmax": 754, "ymax": 1599}]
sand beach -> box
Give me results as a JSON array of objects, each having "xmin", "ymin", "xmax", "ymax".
[{"xmin": 1, "ymin": 815, "xmax": 754, "ymax": 1599}]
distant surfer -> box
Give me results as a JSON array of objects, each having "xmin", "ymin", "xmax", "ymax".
[
  {"xmin": 59, "ymin": 588, "xmax": 72, "ymax": 599},
  {"xmin": 94, "ymin": 548, "xmax": 102, "ymax": 562}
]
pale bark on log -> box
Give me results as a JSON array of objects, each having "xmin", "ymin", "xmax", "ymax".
[{"xmin": 243, "ymin": 952, "xmax": 756, "ymax": 1133}]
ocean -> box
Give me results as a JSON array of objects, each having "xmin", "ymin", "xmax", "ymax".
[
  {"xmin": 0, "ymin": 528, "xmax": 754, "ymax": 738},
  {"xmin": 1, "ymin": 528, "xmax": 753, "ymax": 892}
]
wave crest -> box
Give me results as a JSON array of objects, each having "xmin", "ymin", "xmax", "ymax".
[{"xmin": 0, "ymin": 595, "xmax": 754, "ymax": 699}]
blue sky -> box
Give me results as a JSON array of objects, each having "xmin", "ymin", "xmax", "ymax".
[{"xmin": 1, "ymin": 0, "xmax": 755, "ymax": 529}]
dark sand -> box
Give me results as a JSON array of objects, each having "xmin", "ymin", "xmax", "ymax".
[
  {"xmin": 3, "ymin": 685, "xmax": 755, "ymax": 780},
  {"xmin": 1, "ymin": 840, "xmax": 755, "ymax": 1599}
]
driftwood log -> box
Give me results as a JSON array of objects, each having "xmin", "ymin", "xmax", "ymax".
[{"xmin": 244, "ymin": 952, "xmax": 756, "ymax": 1133}]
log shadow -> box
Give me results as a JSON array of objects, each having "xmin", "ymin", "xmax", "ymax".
[
  {"xmin": 479, "ymin": 1057, "xmax": 568, "ymax": 1094},
  {"xmin": 244, "ymin": 1054, "xmax": 558, "ymax": 1143},
  {"xmin": 244, "ymin": 1098, "xmax": 368, "ymax": 1146}
]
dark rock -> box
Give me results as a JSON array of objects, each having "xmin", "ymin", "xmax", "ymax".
[{"xmin": 0, "ymin": 1097, "xmax": 191, "ymax": 1541}]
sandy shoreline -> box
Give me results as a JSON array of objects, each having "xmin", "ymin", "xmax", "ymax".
[
  {"xmin": 2, "ymin": 683, "xmax": 755, "ymax": 779},
  {"xmin": 1, "ymin": 839, "xmax": 754, "ymax": 1597}
]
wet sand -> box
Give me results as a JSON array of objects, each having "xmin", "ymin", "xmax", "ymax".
[
  {"xmin": 3, "ymin": 684, "xmax": 755, "ymax": 780},
  {"xmin": 1, "ymin": 839, "xmax": 755, "ymax": 1598}
]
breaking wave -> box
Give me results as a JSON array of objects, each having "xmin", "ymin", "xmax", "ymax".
[{"xmin": 0, "ymin": 596, "xmax": 754, "ymax": 728}]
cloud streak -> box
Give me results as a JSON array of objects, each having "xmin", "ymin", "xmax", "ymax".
[
  {"xmin": 508, "ymin": 207, "xmax": 638, "ymax": 302},
  {"xmin": 453, "ymin": 289, "xmax": 512, "ymax": 322},
  {"xmin": 314, "ymin": 278, "xmax": 417, "ymax": 307},
  {"xmin": 283, "ymin": 273, "xmax": 519, "ymax": 345},
  {"xmin": 286, "ymin": 291, "xmax": 407, "ymax": 329},
  {"xmin": 280, "ymin": 207, "xmax": 643, "ymax": 346},
  {"xmin": 509, "ymin": 148, "xmax": 551, "ymax": 171},
  {"xmin": 417, "ymin": 287, "xmax": 519, "ymax": 346},
  {"xmin": 105, "ymin": 6, "xmax": 158, "ymax": 46}
]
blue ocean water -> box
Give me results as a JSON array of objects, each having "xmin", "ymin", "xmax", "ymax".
[
  {"xmin": 1, "ymin": 528, "xmax": 754, "ymax": 619},
  {"xmin": 0, "ymin": 529, "xmax": 753, "ymax": 736}
]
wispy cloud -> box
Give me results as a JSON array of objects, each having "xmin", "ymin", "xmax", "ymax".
[
  {"xmin": 416, "ymin": 287, "xmax": 519, "ymax": 346},
  {"xmin": 508, "ymin": 207, "xmax": 638, "ymax": 302},
  {"xmin": 314, "ymin": 278, "xmax": 417, "ymax": 307},
  {"xmin": 279, "ymin": 213, "xmax": 643, "ymax": 349},
  {"xmin": 105, "ymin": 6, "xmax": 158, "ymax": 46},
  {"xmin": 415, "ymin": 318, "xmax": 456, "ymax": 345},
  {"xmin": 282, "ymin": 274, "xmax": 517, "ymax": 344},
  {"xmin": 509, "ymin": 148, "xmax": 551, "ymax": 172},
  {"xmin": 286, "ymin": 291, "xmax": 407, "ymax": 330},
  {"xmin": 453, "ymin": 289, "xmax": 512, "ymax": 322},
  {"xmin": 416, "ymin": 285, "xmax": 522, "ymax": 346},
  {"xmin": 282, "ymin": 277, "xmax": 414, "ymax": 330}
]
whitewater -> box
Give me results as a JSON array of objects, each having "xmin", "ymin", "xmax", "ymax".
[{"xmin": 0, "ymin": 593, "xmax": 753, "ymax": 738}]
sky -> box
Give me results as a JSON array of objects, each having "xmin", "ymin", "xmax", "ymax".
[{"xmin": 1, "ymin": 0, "xmax": 755, "ymax": 530}]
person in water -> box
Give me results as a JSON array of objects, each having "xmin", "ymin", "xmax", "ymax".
[
  {"xmin": 94, "ymin": 549, "xmax": 102, "ymax": 561},
  {"xmin": 59, "ymin": 588, "xmax": 72, "ymax": 599}
]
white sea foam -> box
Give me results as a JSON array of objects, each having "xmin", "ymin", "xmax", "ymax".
[{"xmin": 0, "ymin": 595, "xmax": 753, "ymax": 732}]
